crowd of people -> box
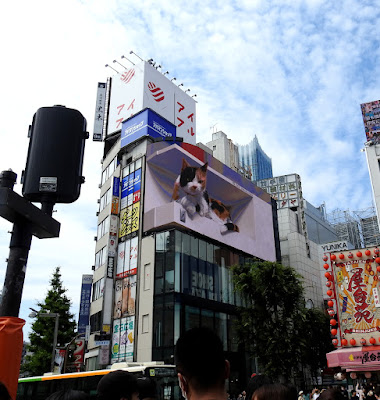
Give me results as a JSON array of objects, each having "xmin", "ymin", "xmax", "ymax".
[{"xmin": 2, "ymin": 327, "xmax": 380, "ymax": 399}]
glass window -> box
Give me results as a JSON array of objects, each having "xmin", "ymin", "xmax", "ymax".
[
  {"xmin": 215, "ymin": 312, "xmax": 228, "ymax": 351},
  {"xmin": 199, "ymin": 239, "xmax": 207, "ymax": 261},
  {"xmin": 153, "ymin": 298, "xmax": 163, "ymax": 347},
  {"xmin": 185, "ymin": 306, "xmax": 200, "ymax": 331},
  {"xmin": 201, "ymin": 309, "xmax": 214, "ymax": 331},
  {"xmin": 163, "ymin": 301, "xmax": 174, "ymax": 346}
]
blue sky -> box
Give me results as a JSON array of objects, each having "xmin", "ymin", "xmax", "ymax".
[{"xmin": 0, "ymin": 0, "xmax": 379, "ymax": 338}]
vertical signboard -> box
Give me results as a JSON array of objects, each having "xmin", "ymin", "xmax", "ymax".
[
  {"xmin": 111, "ymin": 319, "xmax": 121, "ymax": 363},
  {"xmin": 78, "ymin": 275, "xmax": 93, "ymax": 334},
  {"xmin": 329, "ymin": 247, "xmax": 380, "ymax": 345},
  {"xmin": 93, "ymin": 82, "xmax": 107, "ymax": 141}
]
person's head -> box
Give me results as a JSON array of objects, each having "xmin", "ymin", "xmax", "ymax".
[
  {"xmin": 97, "ymin": 370, "xmax": 139, "ymax": 400},
  {"xmin": 137, "ymin": 377, "xmax": 157, "ymax": 400},
  {"xmin": 45, "ymin": 390, "xmax": 89, "ymax": 400},
  {"xmin": 252, "ymin": 384, "xmax": 293, "ymax": 400},
  {"xmin": 246, "ymin": 375, "xmax": 272, "ymax": 400},
  {"xmin": 175, "ymin": 327, "xmax": 229, "ymax": 398},
  {"xmin": 318, "ymin": 388, "xmax": 345, "ymax": 400}
]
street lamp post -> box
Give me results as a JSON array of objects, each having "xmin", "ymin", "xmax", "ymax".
[{"xmin": 29, "ymin": 308, "xmax": 59, "ymax": 373}]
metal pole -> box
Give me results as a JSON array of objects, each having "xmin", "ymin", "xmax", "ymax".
[
  {"xmin": 0, "ymin": 171, "xmax": 33, "ymax": 317},
  {"xmin": 51, "ymin": 314, "xmax": 59, "ymax": 373}
]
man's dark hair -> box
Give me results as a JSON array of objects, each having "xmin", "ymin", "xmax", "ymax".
[
  {"xmin": 97, "ymin": 370, "xmax": 138, "ymax": 400},
  {"xmin": 137, "ymin": 377, "xmax": 157, "ymax": 399},
  {"xmin": 175, "ymin": 327, "xmax": 226, "ymax": 392},
  {"xmin": 246, "ymin": 375, "xmax": 272, "ymax": 400}
]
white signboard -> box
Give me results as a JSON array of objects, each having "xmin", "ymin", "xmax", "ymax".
[
  {"xmin": 93, "ymin": 82, "xmax": 107, "ymax": 141},
  {"xmin": 106, "ymin": 61, "xmax": 196, "ymax": 144}
]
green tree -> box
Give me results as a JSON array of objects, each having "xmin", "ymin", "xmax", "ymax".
[
  {"xmin": 302, "ymin": 307, "xmax": 334, "ymax": 380},
  {"xmin": 232, "ymin": 261, "xmax": 306, "ymax": 382},
  {"xmin": 22, "ymin": 266, "xmax": 76, "ymax": 376}
]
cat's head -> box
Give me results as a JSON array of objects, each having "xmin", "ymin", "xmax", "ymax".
[{"xmin": 179, "ymin": 158, "xmax": 208, "ymax": 195}]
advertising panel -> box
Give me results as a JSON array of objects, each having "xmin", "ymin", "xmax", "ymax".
[
  {"xmin": 110, "ymin": 317, "xmax": 135, "ymax": 363},
  {"xmin": 361, "ymin": 100, "xmax": 380, "ymax": 142},
  {"xmin": 256, "ymin": 174, "xmax": 301, "ymax": 209},
  {"xmin": 93, "ymin": 82, "xmax": 107, "ymax": 141},
  {"xmin": 111, "ymin": 319, "xmax": 120, "ymax": 363},
  {"xmin": 328, "ymin": 247, "xmax": 380, "ymax": 346},
  {"xmin": 106, "ymin": 60, "xmax": 196, "ymax": 143},
  {"xmin": 143, "ymin": 62, "xmax": 175, "ymax": 123},
  {"xmin": 174, "ymin": 86, "xmax": 196, "ymax": 144},
  {"xmin": 121, "ymin": 109, "xmax": 176, "ymax": 150},
  {"xmin": 78, "ymin": 275, "xmax": 93, "ymax": 334},
  {"xmin": 107, "ymin": 66, "xmax": 144, "ymax": 135},
  {"xmin": 113, "ymin": 272, "xmax": 137, "ymax": 318},
  {"xmin": 144, "ymin": 142, "xmax": 276, "ymax": 261}
]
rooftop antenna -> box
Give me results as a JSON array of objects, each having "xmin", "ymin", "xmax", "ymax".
[
  {"xmin": 171, "ymin": 77, "xmax": 176, "ymax": 82},
  {"xmin": 130, "ymin": 50, "xmax": 144, "ymax": 61},
  {"xmin": 105, "ymin": 64, "xmax": 119, "ymax": 74},
  {"xmin": 163, "ymin": 71, "xmax": 169, "ymax": 75},
  {"xmin": 210, "ymin": 123, "xmax": 218, "ymax": 133},
  {"xmin": 121, "ymin": 55, "xmax": 135, "ymax": 65},
  {"xmin": 113, "ymin": 60, "xmax": 127, "ymax": 69}
]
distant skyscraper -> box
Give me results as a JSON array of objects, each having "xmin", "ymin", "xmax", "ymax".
[{"xmin": 237, "ymin": 135, "xmax": 273, "ymax": 182}]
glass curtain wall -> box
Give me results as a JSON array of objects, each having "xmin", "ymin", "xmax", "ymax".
[{"xmin": 152, "ymin": 229, "xmax": 252, "ymax": 364}]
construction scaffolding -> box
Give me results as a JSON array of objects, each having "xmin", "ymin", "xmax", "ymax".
[{"xmin": 327, "ymin": 207, "xmax": 380, "ymax": 249}]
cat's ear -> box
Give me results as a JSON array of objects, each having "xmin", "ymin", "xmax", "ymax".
[
  {"xmin": 200, "ymin": 162, "xmax": 208, "ymax": 173},
  {"xmin": 181, "ymin": 158, "xmax": 190, "ymax": 171}
]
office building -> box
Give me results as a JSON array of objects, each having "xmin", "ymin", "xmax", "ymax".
[
  {"xmin": 237, "ymin": 135, "xmax": 273, "ymax": 182},
  {"xmin": 86, "ymin": 60, "xmax": 278, "ymax": 392}
]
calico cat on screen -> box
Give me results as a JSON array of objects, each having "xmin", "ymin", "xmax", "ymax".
[{"xmin": 172, "ymin": 158, "xmax": 239, "ymax": 234}]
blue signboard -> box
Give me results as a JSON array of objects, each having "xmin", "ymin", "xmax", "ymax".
[
  {"xmin": 112, "ymin": 177, "xmax": 120, "ymax": 197},
  {"xmin": 121, "ymin": 109, "xmax": 176, "ymax": 149},
  {"xmin": 78, "ymin": 275, "xmax": 93, "ymax": 334}
]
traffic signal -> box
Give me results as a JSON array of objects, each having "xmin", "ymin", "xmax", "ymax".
[{"xmin": 22, "ymin": 105, "xmax": 88, "ymax": 204}]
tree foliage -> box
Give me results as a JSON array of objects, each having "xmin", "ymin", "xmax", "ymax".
[
  {"xmin": 232, "ymin": 260, "xmax": 332, "ymax": 383},
  {"xmin": 22, "ymin": 267, "xmax": 76, "ymax": 376}
]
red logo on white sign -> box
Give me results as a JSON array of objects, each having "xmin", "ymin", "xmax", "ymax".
[
  {"xmin": 121, "ymin": 69, "xmax": 135, "ymax": 84},
  {"xmin": 148, "ymin": 82, "xmax": 165, "ymax": 102}
]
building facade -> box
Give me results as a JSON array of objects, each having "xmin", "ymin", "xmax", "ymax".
[
  {"xmin": 86, "ymin": 62, "xmax": 278, "ymax": 393},
  {"xmin": 205, "ymin": 131, "xmax": 239, "ymax": 171}
]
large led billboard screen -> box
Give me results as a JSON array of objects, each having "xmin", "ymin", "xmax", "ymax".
[{"xmin": 144, "ymin": 142, "xmax": 276, "ymax": 261}]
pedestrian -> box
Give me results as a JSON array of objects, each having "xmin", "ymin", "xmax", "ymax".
[
  {"xmin": 298, "ymin": 390, "xmax": 305, "ymax": 400},
  {"xmin": 351, "ymin": 390, "xmax": 359, "ymax": 400},
  {"xmin": 251, "ymin": 383, "xmax": 294, "ymax": 400},
  {"xmin": 97, "ymin": 370, "xmax": 139, "ymax": 400},
  {"xmin": 174, "ymin": 327, "xmax": 230, "ymax": 400},
  {"xmin": 242, "ymin": 390, "xmax": 247, "ymax": 400},
  {"xmin": 312, "ymin": 388, "xmax": 320, "ymax": 399}
]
